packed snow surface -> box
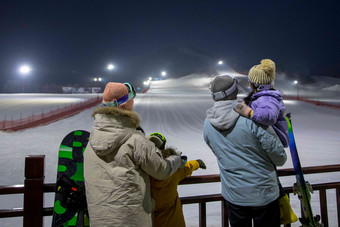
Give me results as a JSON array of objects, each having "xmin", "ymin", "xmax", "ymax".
[{"xmin": 1, "ymin": 72, "xmax": 340, "ymax": 226}]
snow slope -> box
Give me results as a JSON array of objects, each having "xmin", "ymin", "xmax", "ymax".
[{"xmin": 1, "ymin": 72, "xmax": 340, "ymax": 226}]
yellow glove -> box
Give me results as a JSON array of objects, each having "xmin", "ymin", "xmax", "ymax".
[{"xmin": 196, "ymin": 159, "xmax": 206, "ymax": 169}]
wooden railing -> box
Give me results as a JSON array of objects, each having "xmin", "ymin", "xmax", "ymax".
[{"xmin": 1, "ymin": 155, "xmax": 340, "ymax": 227}]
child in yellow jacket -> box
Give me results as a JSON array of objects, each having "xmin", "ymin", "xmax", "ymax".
[{"xmin": 148, "ymin": 133, "xmax": 206, "ymax": 227}]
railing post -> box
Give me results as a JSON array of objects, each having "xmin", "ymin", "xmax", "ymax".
[
  {"xmin": 336, "ymin": 188, "xmax": 340, "ymax": 227},
  {"xmin": 2, "ymin": 113, "xmax": 6, "ymax": 129},
  {"xmin": 23, "ymin": 155, "xmax": 45, "ymax": 227},
  {"xmin": 319, "ymin": 189, "xmax": 328, "ymax": 227},
  {"xmin": 199, "ymin": 202, "xmax": 206, "ymax": 227},
  {"xmin": 221, "ymin": 199, "xmax": 229, "ymax": 227}
]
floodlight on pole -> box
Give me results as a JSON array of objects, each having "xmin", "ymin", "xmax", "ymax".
[
  {"xmin": 20, "ymin": 65, "xmax": 31, "ymax": 74},
  {"xmin": 148, "ymin": 77, "xmax": 152, "ymax": 81},
  {"xmin": 19, "ymin": 65, "xmax": 32, "ymax": 92},
  {"xmin": 218, "ymin": 60, "xmax": 223, "ymax": 65},
  {"xmin": 107, "ymin": 64, "xmax": 115, "ymax": 81},
  {"xmin": 293, "ymin": 80, "xmax": 299, "ymax": 99},
  {"xmin": 161, "ymin": 71, "xmax": 166, "ymax": 77},
  {"xmin": 94, "ymin": 77, "xmax": 102, "ymax": 82}
]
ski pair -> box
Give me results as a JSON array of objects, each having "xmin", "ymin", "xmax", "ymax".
[{"xmin": 285, "ymin": 113, "xmax": 323, "ymax": 227}]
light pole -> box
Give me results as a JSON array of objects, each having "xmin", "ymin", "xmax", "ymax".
[
  {"xmin": 161, "ymin": 71, "xmax": 167, "ymax": 80},
  {"xmin": 294, "ymin": 80, "xmax": 299, "ymax": 99},
  {"xmin": 218, "ymin": 60, "xmax": 223, "ymax": 65},
  {"xmin": 19, "ymin": 65, "xmax": 31, "ymax": 92},
  {"xmin": 107, "ymin": 64, "xmax": 114, "ymax": 82},
  {"xmin": 93, "ymin": 77, "xmax": 103, "ymax": 93}
]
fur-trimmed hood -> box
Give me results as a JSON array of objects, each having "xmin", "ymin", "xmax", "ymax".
[
  {"xmin": 92, "ymin": 106, "xmax": 141, "ymax": 126},
  {"xmin": 89, "ymin": 107, "xmax": 141, "ymax": 157}
]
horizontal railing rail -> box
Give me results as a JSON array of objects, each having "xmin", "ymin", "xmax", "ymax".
[{"xmin": 1, "ymin": 156, "xmax": 340, "ymax": 227}]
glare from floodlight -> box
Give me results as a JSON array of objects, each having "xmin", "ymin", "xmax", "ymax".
[
  {"xmin": 218, "ymin": 60, "xmax": 223, "ymax": 65},
  {"xmin": 98, "ymin": 77, "xmax": 102, "ymax": 81},
  {"xmin": 94, "ymin": 78, "xmax": 98, "ymax": 81},
  {"xmin": 19, "ymin": 65, "xmax": 31, "ymax": 74},
  {"xmin": 148, "ymin": 77, "xmax": 152, "ymax": 81},
  {"xmin": 93, "ymin": 77, "xmax": 102, "ymax": 82},
  {"xmin": 107, "ymin": 64, "xmax": 115, "ymax": 81},
  {"xmin": 144, "ymin": 81, "xmax": 150, "ymax": 86},
  {"xmin": 294, "ymin": 80, "xmax": 298, "ymax": 84},
  {"xmin": 161, "ymin": 71, "xmax": 166, "ymax": 76},
  {"xmin": 107, "ymin": 64, "xmax": 114, "ymax": 70}
]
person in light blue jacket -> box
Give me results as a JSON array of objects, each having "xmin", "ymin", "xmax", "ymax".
[{"xmin": 203, "ymin": 75, "xmax": 287, "ymax": 227}]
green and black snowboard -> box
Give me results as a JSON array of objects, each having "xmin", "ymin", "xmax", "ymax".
[{"xmin": 52, "ymin": 130, "xmax": 90, "ymax": 227}]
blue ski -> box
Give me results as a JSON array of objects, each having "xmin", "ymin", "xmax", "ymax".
[{"xmin": 285, "ymin": 113, "xmax": 322, "ymax": 227}]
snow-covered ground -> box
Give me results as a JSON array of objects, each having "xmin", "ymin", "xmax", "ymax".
[
  {"xmin": 1, "ymin": 71, "xmax": 340, "ymax": 226},
  {"xmin": 0, "ymin": 93, "xmax": 99, "ymax": 120}
]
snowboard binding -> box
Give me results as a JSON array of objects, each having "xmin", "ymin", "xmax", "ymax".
[{"xmin": 56, "ymin": 174, "xmax": 87, "ymax": 213}]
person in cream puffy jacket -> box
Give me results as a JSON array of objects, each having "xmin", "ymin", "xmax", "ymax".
[{"xmin": 84, "ymin": 82, "xmax": 183, "ymax": 227}]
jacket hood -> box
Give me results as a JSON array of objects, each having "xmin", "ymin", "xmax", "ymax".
[
  {"xmin": 89, "ymin": 107, "xmax": 141, "ymax": 157},
  {"xmin": 206, "ymin": 100, "xmax": 239, "ymax": 130},
  {"xmin": 252, "ymin": 89, "xmax": 283, "ymax": 101}
]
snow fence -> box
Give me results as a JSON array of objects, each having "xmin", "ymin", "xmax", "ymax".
[{"xmin": 0, "ymin": 96, "xmax": 102, "ymax": 131}]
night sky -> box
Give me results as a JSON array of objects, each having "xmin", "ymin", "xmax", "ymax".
[{"xmin": 1, "ymin": 0, "xmax": 340, "ymax": 92}]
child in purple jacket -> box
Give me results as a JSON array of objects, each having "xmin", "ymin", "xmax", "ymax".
[{"xmin": 234, "ymin": 59, "xmax": 289, "ymax": 147}]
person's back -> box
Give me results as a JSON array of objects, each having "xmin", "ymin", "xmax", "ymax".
[
  {"xmin": 147, "ymin": 135, "xmax": 206, "ymax": 227},
  {"xmin": 249, "ymin": 89, "xmax": 289, "ymax": 147},
  {"xmin": 84, "ymin": 82, "xmax": 182, "ymax": 227},
  {"xmin": 204, "ymin": 75, "xmax": 287, "ymax": 227},
  {"xmin": 204, "ymin": 116, "xmax": 286, "ymax": 206},
  {"xmin": 151, "ymin": 160, "xmax": 200, "ymax": 227}
]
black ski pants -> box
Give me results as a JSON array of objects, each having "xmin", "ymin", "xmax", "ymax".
[{"xmin": 226, "ymin": 198, "xmax": 280, "ymax": 227}]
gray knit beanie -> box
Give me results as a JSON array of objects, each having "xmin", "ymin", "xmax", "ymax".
[{"xmin": 210, "ymin": 75, "xmax": 238, "ymax": 101}]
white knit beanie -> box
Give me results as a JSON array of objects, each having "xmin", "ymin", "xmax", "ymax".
[{"xmin": 248, "ymin": 59, "xmax": 276, "ymax": 85}]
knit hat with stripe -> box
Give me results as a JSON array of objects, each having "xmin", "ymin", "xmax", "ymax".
[{"xmin": 102, "ymin": 82, "xmax": 134, "ymax": 111}]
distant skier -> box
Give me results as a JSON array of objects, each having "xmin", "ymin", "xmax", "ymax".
[
  {"xmin": 83, "ymin": 82, "xmax": 184, "ymax": 227},
  {"xmin": 233, "ymin": 59, "xmax": 289, "ymax": 148},
  {"xmin": 148, "ymin": 132, "xmax": 206, "ymax": 227},
  {"xmin": 204, "ymin": 75, "xmax": 287, "ymax": 227}
]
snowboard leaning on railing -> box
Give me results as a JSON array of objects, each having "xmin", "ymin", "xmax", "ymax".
[
  {"xmin": 52, "ymin": 130, "xmax": 90, "ymax": 227},
  {"xmin": 285, "ymin": 113, "xmax": 323, "ymax": 227}
]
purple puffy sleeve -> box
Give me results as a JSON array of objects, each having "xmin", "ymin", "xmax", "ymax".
[{"xmin": 250, "ymin": 95, "xmax": 281, "ymax": 126}]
